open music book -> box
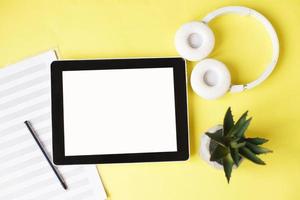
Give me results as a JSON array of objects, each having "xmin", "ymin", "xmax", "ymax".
[{"xmin": 0, "ymin": 51, "xmax": 107, "ymax": 200}]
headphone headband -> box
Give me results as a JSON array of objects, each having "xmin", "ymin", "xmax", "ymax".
[{"xmin": 202, "ymin": 6, "xmax": 279, "ymax": 93}]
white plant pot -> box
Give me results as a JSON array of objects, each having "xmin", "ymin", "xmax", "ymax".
[
  {"xmin": 199, "ymin": 125, "xmax": 242, "ymax": 169},
  {"xmin": 199, "ymin": 125, "xmax": 224, "ymax": 169}
]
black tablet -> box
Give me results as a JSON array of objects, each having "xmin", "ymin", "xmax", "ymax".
[{"xmin": 51, "ymin": 58, "xmax": 189, "ymax": 164}]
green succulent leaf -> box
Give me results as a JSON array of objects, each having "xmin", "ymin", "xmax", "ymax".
[
  {"xmin": 223, "ymin": 107, "xmax": 234, "ymax": 136},
  {"xmin": 235, "ymin": 118, "xmax": 252, "ymax": 138},
  {"xmin": 246, "ymin": 137, "xmax": 269, "ymax": 145},
  {"xmin": 228, "ymin": 111, "xmax": 248, "ymax": 137},
  {"xmin": 239, "ymin": 147, "xmax": 266, "ymax": 165},
  {"xmin": 206, "ymin": 130, "xmax": 226, "ymax": 147},
  {"xmin": 246, "ymin": 142, "xmax": 273, "ymax": 154},
  {"xmin": 222, "ymin": 154, "xmax": 234, "ymax": 183},
  {"xmin": 235, "ymin": 110, "xmax": 248, "ymax": 126},
  {"xmin": 210, "ymin": 145, "xmax": 229, "ymax": 161},
  {"xmin": 231, "ymin": 137, "xmax": 241, "ymax": 143},
  {"xmin": 230, "ymin": 148, "xmax": 240, "ymax": 166},
  {"xmin": 230, "ymin": 141, "xmax": 246, "ymax": 149}
]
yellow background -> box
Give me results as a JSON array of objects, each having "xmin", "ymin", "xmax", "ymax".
[{"xmin": 1, "ymin": 0, "xmax": 299, "ymax": 199}]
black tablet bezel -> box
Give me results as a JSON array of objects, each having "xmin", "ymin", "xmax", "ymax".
[{"xmin": 51, "ymin": 57, "xmax": 189, "ymax": 165}]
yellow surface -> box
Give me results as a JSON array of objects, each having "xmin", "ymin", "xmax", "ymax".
[{"xmin": 1, "ymin": 0, "xmax": 299, "ymax": 199}]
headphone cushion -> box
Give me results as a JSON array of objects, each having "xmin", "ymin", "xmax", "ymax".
[
  {"xmin": 175, "ymin": 21, "xmax": 215, "ymax": 61},
  {"xmin": 191, "ymin": 59, "xmax": 231, "ymax": 99}
]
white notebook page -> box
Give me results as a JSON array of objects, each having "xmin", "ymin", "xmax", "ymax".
[{"xmin": 0, "ymin": 51, "xmax": 107, "ymax": 200}]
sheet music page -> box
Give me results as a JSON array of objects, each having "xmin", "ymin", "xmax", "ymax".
[{"xmin": 0, "ymin": 51, "xmax": 107, "ymax": 200}]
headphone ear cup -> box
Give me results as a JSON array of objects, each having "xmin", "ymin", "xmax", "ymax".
[
  {"xmin": 190, "ymin": 59, "xmax": 231, "ymax": 99},
  {"xmin": 175, "ymin": 21, "xmax": 215, "ymax": 61}
]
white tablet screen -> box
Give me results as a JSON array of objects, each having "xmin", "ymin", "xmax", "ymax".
[{"xmin": 62, "ymin": 68, "xmax": 177, "ymax": 156}]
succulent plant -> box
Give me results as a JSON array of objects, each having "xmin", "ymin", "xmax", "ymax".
[{"xmin": 206, "ymin": 107, "xmax": 272, "ymax": 183}]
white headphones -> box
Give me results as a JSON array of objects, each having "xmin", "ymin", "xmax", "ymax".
[{"xmin": 175, "ymin": 6, "xmax": 279, "ymax": 99}]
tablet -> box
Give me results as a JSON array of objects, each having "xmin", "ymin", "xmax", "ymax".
[{"xmin": 51, "ymin": 58, "xmax": 189, "ymax": 164}]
